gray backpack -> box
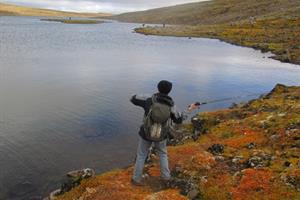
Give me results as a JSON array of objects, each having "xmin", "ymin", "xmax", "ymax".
[{"xmin": 143, "ymin": 96, "xmax": 171, "ymax": 142}]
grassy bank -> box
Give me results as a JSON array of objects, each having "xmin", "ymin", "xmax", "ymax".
[
  {"xmin": 41, "ymin": 19, "xmax": 104, "ymax": 24},
  {"xmin": 0, "ymin": 3, "xmax": 110, "ymax": 18},
  {"xmin": 135, "ymin": 16, "xmax": 300, "ymax": 65},
  {"xmin": 53, "ymin": 84, "xmax": 300, "ymax": 200}
]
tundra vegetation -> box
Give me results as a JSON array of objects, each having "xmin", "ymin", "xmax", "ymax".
[
  {"xmin": 56, "ymin": 84, "xmax": 300, "ymax": 200},
  {"xmin": 0, "ymin": 3, "xmax": 110, "ymax": 18},
  {"xmin": 112, "ymin": 0, "xmax": 300, "ymax": 65}
]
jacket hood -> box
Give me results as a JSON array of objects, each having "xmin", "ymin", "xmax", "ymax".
[{"xmin": 153, "ymin": 93, "xmax": 174, "ymax": 107}]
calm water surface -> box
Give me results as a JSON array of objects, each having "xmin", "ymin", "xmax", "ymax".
[{"xmin": 0, "ymin": 17, "xmax": 300, "ymax": 199}]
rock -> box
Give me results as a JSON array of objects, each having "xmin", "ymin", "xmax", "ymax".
[
  {"xmin": 233, "ymin": 171, "xmax": 242, "ymax": 179},
  {"xmin": 46, "ymin": 168, "xmax": 96, "ymax": 200},
  {"xmin": 294, "ymin": 137, "xmax": 300, "ymax": 140},
  {"xmin": 191, "ymin": 117, "xmax": 203, "ymax": 141},
  {"xmin": 167, "ymin": 177, "xmax": 199, "ymax": 198},
  {"xmin": 49, "ymin": 189, "xmax": 62, "ymax": 200},
  {"xmin": 187, "ymin": 188, "xmax": 199, "ymax": 199},
  {"xmin": 259, "ymin": 120, "xmax": 270, "ymax": 129},
  {"xmin": 229, "ymin": 103, "xmax": 239, "ymax": 109},
  {"xmin": 247, "ymin": 154, "xmax": 271, "ymax": 168},
  {"xmin": 281, "ymin": 174, "xmax": 300, "ymax": 190},
  {"xmin": 247, "ymin": 142, "xmax": 256, "ymax": 149},
  {"xmin": 278, "ymin": 113, "xmax": 286, "ymax": 117},
  {"xmin": 291, "ymin": 143, "xmax": 300, "ymax": 149},
  {"xmin": 142, "ymin": 173, "xmax": 150, "ymax": 179},
  {"xmin": 270, "ymin": 134, "xmax": 280, "ymax": 141},
  {"xmin": 200, "ymin": 176, "xmax": 208, "ymax": 183},
  {"xmin": 167, "ymin": 126, "xmax": 195, "ymax": 145},
  {"xmin": 266, "ymin": 115, "xmax": 274, "ymax": 120},
  {"xmin": 284, "ymin": 161, "xmax": 292, "ymax": 167},
  {"xmin": 232, "ymin": 156, "xmax": 244, "ymax": 164},
  {"xmin": 286, "ymin": 122, "xmax": 300, "ymax": 130},
  {"xmin": 67, "ymin": 168, "xmax": 95, "ymax": 179},
  {"xmin": 208, "ymin": 144, "xmax": 224, "ymax": 155},
  {"xmin": 215, "ymin": 155, "xmax": 225, "ymax": 162},
  {"xmin": 285, "ymin": 128, "xmax": 299, "ymax": 137},
  {"xmin": 86, "ymin": 187, "xmax": 97, "ymax": 194}
]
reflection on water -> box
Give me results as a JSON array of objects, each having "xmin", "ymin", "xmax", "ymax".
[{"xmin": 0, "ymin": 16, "xmax": 300, "ymax": 199}]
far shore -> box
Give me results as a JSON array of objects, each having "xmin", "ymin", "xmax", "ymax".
[
  {"xmin": 134, "ymin": 18, "xmax": 300, "ymax": 66},
  {"xmin": 40, "ymin": 18, "xmax": 104, "ymax": 24},
  {"xmin": 0, "ymin": 3, "xmax": 111, "ymax": 18}
]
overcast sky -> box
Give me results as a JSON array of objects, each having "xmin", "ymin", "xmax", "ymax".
[{"xmin": 2, "ymin": 0, "xmax": 206, "ymax": 13}]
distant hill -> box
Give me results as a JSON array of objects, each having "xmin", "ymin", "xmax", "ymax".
[
  {"xmin": 112, "ymin": 0, "xmax": 300, "ymax": 25},
  {"xmin": 112, "ymin": 0, "xmax": 300, "ymax": 65},
  {"xmin": 0, "ymin": 3, "xmax": 110, "ymax": 17}
]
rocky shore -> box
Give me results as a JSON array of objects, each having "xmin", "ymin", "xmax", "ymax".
[{"xmin": 50, "ymin": 84, "xmax": 300, "ymax": 200}]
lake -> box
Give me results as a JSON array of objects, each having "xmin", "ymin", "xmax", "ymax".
[{"xmin": 0, "ymin": 16, "xmax": 299, "ymax": 200}]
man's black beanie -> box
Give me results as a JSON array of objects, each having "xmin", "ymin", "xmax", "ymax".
[{"xmin": 157, "ymin": 80, "xmax": 172, "ymax": 94}]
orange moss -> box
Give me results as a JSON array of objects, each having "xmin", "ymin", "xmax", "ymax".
[
  {"xmin": 168, "ymin": 144, "xmax": 215, "ymax": 171},
  {"xmin": 231, "ymin": 169, "xmax": 272, "ymax": 200},
  {"xmin": 223, "ymin": 131, "xmax": 266, "ymax": 148},
  {"xmin": 199, "ymin": 172, "xmax": 233, "ymax": 200},
  {"xmin": 57, "ymin": 169, "xmax": 153, "ymax": 200},
  {"xmin": 144, "ymin": 189, "xmax": 188, "ymax": 200},
  {"xmin": 287, "ymin": 169, "xmax": 300, "ymax": 177}
]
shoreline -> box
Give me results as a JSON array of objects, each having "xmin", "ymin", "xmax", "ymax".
[
  {"xmin": 133, "ymin": 18, "xmax": 300, "ymax": 66},
  {"xmin": 49, "ymin": 84, "xmax": 300, "ymax": 200}
]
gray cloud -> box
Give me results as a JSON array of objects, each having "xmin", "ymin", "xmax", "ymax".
[{"xmin": 2, "ymin": 0, "xmax": 205, "ymax": 13}]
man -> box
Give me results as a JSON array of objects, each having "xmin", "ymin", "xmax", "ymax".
[{"xmin": 130, "ymin": 80, "xmax": 199, "ymax": 186}]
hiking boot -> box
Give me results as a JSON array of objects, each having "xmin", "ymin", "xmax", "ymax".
[
  {"xmin": 160, "ymin": 177, "xmax": 172, "ymax": 187},
  {"xmin": 131, "ymin": 179, "xmax": 146, "ymax": 186}
]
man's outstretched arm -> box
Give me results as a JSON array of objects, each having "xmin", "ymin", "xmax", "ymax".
[{"xmin": 130, "ymin": 94, "xmax": 149, "ymax": 109}]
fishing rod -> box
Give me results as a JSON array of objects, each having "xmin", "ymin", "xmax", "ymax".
[{"xmin": 190, "ymin": 92, "xmax": 266, "ymax": 108}]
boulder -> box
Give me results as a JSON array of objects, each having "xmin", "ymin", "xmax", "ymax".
[
  {"xmin": 45, "ymin": 168, "xmax": 95, "ymax": 200},
  {"xmin": 167, "ymin": 177, "xmax": 200, "ymax": 199},
  {"xmin": 208, "ymin": 144, "xmax": 224, "ymax": 155}
]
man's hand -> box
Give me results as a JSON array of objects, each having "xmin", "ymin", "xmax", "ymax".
[{"xmin": 188, "ymin": 102, "xmax": 200, "ymax": 112}]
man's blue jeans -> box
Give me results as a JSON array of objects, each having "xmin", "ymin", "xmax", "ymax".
[{"xmin": 132, "ymin": 136, "xmax": 171, "ymax": 182}]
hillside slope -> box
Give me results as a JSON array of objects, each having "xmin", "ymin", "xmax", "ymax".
[
  {"xmin": 112, "ymin": 0, "xmax": 300, "ymax": 65},
  {"xmin": 0, "ymin": 3, "xmax": 110, "ymax": 17},
  {"xmin": 51, "ymin": 84, "xmax": 300, "ymax": 200},
  {"xmin": 112, "ymin": 0, "xmax": 300, "ymax": 25}
]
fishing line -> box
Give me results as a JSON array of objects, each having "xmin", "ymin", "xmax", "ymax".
[{"xmin": 193, "ymin": 92, "xmax": 267, "ymax": 106}]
